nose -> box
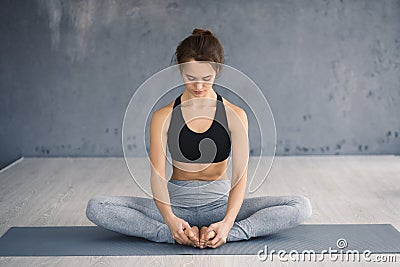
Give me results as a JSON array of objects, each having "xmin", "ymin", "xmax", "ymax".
[{"xmin": 195, "ymin": 82, "xmax": 203, "ymax": 90}]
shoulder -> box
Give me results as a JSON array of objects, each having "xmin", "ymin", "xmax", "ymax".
[
  {"xmin": 150, "ymin": 99, "xmax": 175, "ymax": 132},
  {"xmin": 221, "ymin": 96, "xmax": 248, "ymax": 127}
]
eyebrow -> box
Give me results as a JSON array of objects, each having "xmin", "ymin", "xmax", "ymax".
[{"xmin": 185, "ymin": 74, "xmax": 213, "ymax": 78}]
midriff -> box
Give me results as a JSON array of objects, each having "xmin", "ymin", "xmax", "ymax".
[{"xmin": 170, "ymin": 158, "xmax": 229, "ymax": 181}]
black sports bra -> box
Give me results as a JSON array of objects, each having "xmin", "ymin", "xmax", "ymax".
[{"xmin": 167, "ymin": 92, "xmax": 232, "ymax": 163}]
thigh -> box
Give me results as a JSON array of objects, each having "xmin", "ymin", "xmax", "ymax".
[
  {"xmin": 90, "ymin": 196, "xmax": 165, "ymax": 223},
  {"xmin": 192, "ymin": 196, "xmax": 296, "ymax": 226},
  {"xmin": 91, "ymin": 195, "xmax": 193, "ymax": 224},
  {"xmin": 235, "ymin": 195, "xmax": 300, "ymax": 221}
]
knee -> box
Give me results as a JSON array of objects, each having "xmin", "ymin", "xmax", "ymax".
[
  {"xmin": 292, "ymin": 195, "xmax": 312, "ymax": 222},
  {"xmin": 85, "ymin": 197, "xmax": 107, "ymax": 222}
]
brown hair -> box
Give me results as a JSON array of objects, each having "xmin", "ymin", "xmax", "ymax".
[{"xmin": 171, "ymin": 28, "xmax": 224, "ymax": 76}]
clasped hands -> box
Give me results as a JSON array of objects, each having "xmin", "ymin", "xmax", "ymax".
[{"xmin": 167, "ymin": 215, "xmax": 233, "ymax": 249}]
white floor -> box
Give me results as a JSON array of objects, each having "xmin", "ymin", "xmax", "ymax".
[{"xmin": 0, "ymin": 155, "xmax": 399, "ymax": 266}]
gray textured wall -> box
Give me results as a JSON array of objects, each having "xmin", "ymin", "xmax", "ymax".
[{"xmin": 1, "ymin": 0, "xmax": 400, "ymax": 170}]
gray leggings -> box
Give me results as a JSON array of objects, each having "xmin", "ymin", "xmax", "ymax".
[{"xmin": 86, "ymin": 179, "xmax": 312, "ymax": 244}]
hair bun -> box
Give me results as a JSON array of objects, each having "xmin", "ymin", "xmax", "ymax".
[{"xmin": 192, "ymin": 28, "xmax": 213, "ymax": 36}]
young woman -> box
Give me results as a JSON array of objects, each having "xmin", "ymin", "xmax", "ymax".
[{"xmin": 86, "ymin": 28, "xmax": 312, "ymax": 249}]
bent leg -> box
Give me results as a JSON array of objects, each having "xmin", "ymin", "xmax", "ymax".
[
  {"xmin": 85, "ymin": 196, "xmax": 175, "ymax": 243},
  {"xmin": 227, "ymin": 195, "xmax": 312, "ymax": 242}
]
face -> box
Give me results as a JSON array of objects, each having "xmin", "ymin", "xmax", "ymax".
[{"xmin": 181, "ymin": 59, "xmax": 217, "ymax": 97}]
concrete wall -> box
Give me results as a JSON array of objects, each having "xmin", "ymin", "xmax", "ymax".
[{"xmin": 1, "ymin": 0, "xmax": 400, "ymax": 169}]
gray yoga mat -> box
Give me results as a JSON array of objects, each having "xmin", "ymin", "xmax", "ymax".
[{"xmin": 0, "ymin": 224, "xmax": 400, "ymax": 256}]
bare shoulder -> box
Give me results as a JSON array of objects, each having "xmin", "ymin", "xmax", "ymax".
[
  {"xmin": 151, "ymin": 100, "xmax": 175, "ymax": 133},
  {"xmin": 221, "ymin": 96, "xmax": 248, "ymax": 127},
  {"xmin": 153, "ymin": 100, "xmax": 174, "ymax": 118}
]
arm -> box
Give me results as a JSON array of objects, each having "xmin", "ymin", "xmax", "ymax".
[
  {"xmin": 223, "ymin": 108, "xmax": 249, "ymax": 226},
  {"xmin": 149, "ymin": 109, "xmax": 174, "ymax": 222},
  {"xmin": 149, "ymin": 109, "xmax": 198, "ymax": 246}
]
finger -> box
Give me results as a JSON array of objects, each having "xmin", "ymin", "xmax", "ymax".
[
  {"xmin": 208, "ymin": 233, "xmax": 223, "ymax": 246},
  {"xmin": 207, "ymin": 235, "xmax": 221, "ymax": 246},
  {"xmin": 175, "ymin": 235, "xmax": 187, "ymax": 245},
  {"xmin": 178, "ymin": 228, "xmax": 193, "ymax": 245},
  {"xmin": 204, "ymin": 225, "xmax": 215, "ymax": 235},
  {"xmin": 205, "ymin": 229, "xmax": 216, "ymax": 240},
  {"xmin": 182, "ymin": 234, "xmax": 194, "ymax": 246},
  {"xmin": 208, "ymin": 238, "xmax": 225, "ymax": 248},
  {"xmin": 175, "ymin": 224, "xmax": 188, "ymax": 244},
  {"xmin": 182, "ymin": 221, "xmax": 191, "ymax": 230},
  {"xmin": 205, "ymin": 226, "xmax": 214, "ymax": 233},
  {"xmin": 207, "ymin": 235, "xmax": 226, "ymax": 248},
  {"xmin": 183, "ymin": 222, "xmax": 196, "ymax": 239},
  {"xmin": 172, "ymin": 232, "xmax": 184, "ymax": 244},
  {"xmin": 178, "ymin": 223, "xmax": 188, "ymax": 240},
  {"xmin": 207, "ymin": 225, "xmax": 215, "ymax": 232},
  {"xmin": 180, "ymin": 222, "xmax": 194, "ymax": 244}
]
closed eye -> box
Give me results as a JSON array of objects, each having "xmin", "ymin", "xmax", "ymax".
[{"xmin": 186, "ymin": 75, "xmax": 212, "ymax": 81}]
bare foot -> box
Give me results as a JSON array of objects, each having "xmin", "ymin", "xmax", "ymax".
[
  {"xmin": 184, "ymin": 225, "xmax": 199, "ymax": 247},
  {"xmin": 199, "ymin": 226, "xmax": 216, "ymax": 249}
]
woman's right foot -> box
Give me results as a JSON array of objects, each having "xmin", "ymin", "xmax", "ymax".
[{"xmin": 184, "ymin": 226, "xmax": 199, "ymax": 247}]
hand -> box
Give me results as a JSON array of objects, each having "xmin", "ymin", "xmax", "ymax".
[
  {"xmin": 164, "ymin": 214, "xmax": 198, "ymax": 246},
  {"xmin": 203, "ymin": 220, "xmax": 233, "ymax": 249}
]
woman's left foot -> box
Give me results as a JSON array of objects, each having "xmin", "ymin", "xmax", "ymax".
[{"xmin": 199, "ymin": 226, "xmax": 216, "ymax": 249}]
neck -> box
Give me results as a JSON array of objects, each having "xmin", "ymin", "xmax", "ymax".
[{"xmin": 181, "ymin": 89, "xmax": 217, "ymax": 107}]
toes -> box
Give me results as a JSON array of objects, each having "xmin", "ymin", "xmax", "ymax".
[
  {"xmin": 192, "ymin": 226, "xmax": 200, "ymax": 244},
  {"xmin": 192, "ymin": 227, "xmax": 199, "ymax": 239},
  {"xmin": 184, "ymin": 226, "xmax": 199, "ymax": 246},
  {"xmin": 199, "ymin": 227, "xmax": 208, "ymax": 248},
  {"xmin": 198, "ymin": 227, "xmax": 217, "ymax": 248},
  {"xmin": 200, "ymin": 226, "xmax": 207, "ymax": 240}
]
